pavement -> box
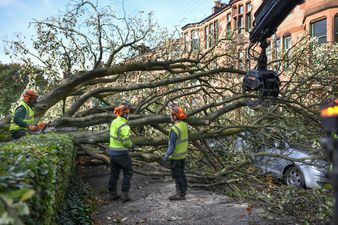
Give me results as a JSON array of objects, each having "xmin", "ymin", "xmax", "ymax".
[{"xmin": 79, "ymin": 165, "xmax": 271, "ymax": 225}]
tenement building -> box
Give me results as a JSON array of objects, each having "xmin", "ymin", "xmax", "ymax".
[{"xmin": 181, "ymin": 0, "xmax": 338, "ymax": 68}]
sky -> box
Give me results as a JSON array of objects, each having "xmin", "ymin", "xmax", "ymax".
[{"xmin": 0, "ymin": 0, "xmax": 217, "ymax": 64}]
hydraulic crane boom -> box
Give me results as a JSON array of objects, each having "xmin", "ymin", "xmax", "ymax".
[
  {"xmin": 250, "ymin": 0, "xmax": 305, "ymax": 44},
  {"xmin": 243, "ymin": 0, "xmax": 304, "ymax": 107}
]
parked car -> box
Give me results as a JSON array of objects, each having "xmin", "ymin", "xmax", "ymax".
[
  {"xmin": 235, "ymin": 136, "xmax": 329, "ymax": 188},
  {"xmin": 207, "ymin": 132, "xmax": 329, "ymax": 188},
  {"xmin": 253, "ymin": 146, "xmax": 329, "ymax": 188}
]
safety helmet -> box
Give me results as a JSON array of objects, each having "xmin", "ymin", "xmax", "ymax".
[
  {"xmin": 23, "ymin": 89, "xmax": 38, "ymax": 103},
  {"xmin": 169, "ymin": 104, "xmax": 187, "ymax": 120},
  {"xmin": 114, "ymin": 104, "xmax": 132, "ymax": 117}
]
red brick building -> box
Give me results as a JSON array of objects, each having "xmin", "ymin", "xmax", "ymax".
[{"xmin": 182, "ymin": 0, "xmax": 338, "ymax": 65}]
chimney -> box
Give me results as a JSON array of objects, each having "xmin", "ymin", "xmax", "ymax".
[{"xmin": 212, "ymin": 0, "xmax": 223, "ymax": 14}]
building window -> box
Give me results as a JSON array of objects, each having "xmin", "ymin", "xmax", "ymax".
[
  {"xmin": 214, "ymin": 20, "xmax": 219, "ymax": 43},
  {"xmin": 227, "ymin": 13, "xmax": 232, "ymax": 33},
  {"xmin": 204, "ymin": 26, "xmax": 209, "ymax": 49},
  {"xmin": 239, "ymin": 5, "xmax": 244, "ymax": 14},
  {"xmin": 311, "ymin": 18, "xmax": 327, "ymax": 44},
  {"xmin": 246, "ymin": 12, "xmax": 251, "ymax": 31},
  {"xmin": 209, "ymin": 23, "xmax": 213, "ymax": 47},
  {"xmin": 184, "ymin": 32, "xmax": 189, "ymax": 51},
  {"xmin": 267, "ymin": 44, "xmax": 272, "ymax": 64},
  {"xmin": 335, "ymin": 15, "xmax": 338, "ymax": 43},
  {"xmin": 246, "ymin": 2, "xmax": 252, "ymax": 12},
  {"xmin": 283, "ymin": 35, "xmax": 292, "ymax": 51},
  {"xmin": 283, "ymin": 35, "xmax": 292, "ymax": 70},
  {"xmin": 191, "ymin": 30, "xmax": 200, "ymax": 51},
  {"xmin": 227, "ymin": 13, "xmax": 231, "ymax": 22},
  {"xmin": 238, "ymin": 16, "xmax": 244, "ymax": 33},
  {"xmin": 275, "ymin": 38, "xmax": 281, "ymax": 59}
]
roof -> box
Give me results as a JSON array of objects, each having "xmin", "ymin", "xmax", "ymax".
[{"xmin": 181, "ymin": 3, "xmax": 229, "ymax": 30}]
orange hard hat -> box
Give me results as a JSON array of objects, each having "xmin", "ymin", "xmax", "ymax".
[
  {"xmin": 114, "ymin": 104, "xmax": 132, "ymax": 116},
  {"xmin": 23, "ymin": 89, "xmax": 38, "ymax": 103},
  {"xmin": 169, "ymin": 104, "xmax": 187, "ymax": 120},
  {"xmin": 24, "ymin": 89, "xmax": 38, "ymax": 97}
]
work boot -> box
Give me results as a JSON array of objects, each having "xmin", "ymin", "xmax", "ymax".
[
  {"xmin": 169, "ymin": 192, "xmax": 186, "ymax": 201},
  {"xmin": 121, "ymin": 192, "xmax": 131, "ymax": 203},
  {"xmin": 176, "ymin": 190, "xmax": 187, "ymax": 196},
  {"xmin": 109, "ymin": 192, "xmax": 121, "ymax": 201}
]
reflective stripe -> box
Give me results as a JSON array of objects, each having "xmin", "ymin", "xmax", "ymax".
[
  {"xmin": 110, "ymin": 124, "xmax": 130, "ymax": 141},
  {"xmin": 173, "ymin": 126, "xmax": 181, "ymax": 139},
  {"xmin": 109, "ymin": 116, "xmax": 133, "ymax": 150},
  {"xmin": 177, "ymin": 138, "xmax": 188, "ymax": 144},
  {"xmin": 169, "ymin": 121, "xmax": 188, "ymax": 160},
  {"xmin": 117, "ymin": 124, "xmax": 128, "ymax": 138},
  {"xmin": 173, "ymin": 125, "xmax": 188, "ymax": 144},
  {"xmin": 171, "ymin": 152, "xmax": 188, "ymax": 157},
  {"xmin": 9, "ymin": 101, "xmax": 35, "ymax": 131},
  {"xmin": 109, "ymin": 147, "xmax": 129, "ymax": 152},
  {"xmin": 110, "ymin": 135, "xmax": 130, "ymax": 142}
]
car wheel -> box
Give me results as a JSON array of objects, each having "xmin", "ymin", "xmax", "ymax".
[{"xmin": 284, "ymin": 166, "xmax": 305, "ymax": 188}]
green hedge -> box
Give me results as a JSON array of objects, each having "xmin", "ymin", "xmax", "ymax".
[{"xmin": 0, "ymin": 133, "xmax": 75, "ymax": 225}]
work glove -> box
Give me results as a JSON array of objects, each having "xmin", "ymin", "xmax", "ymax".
[
  {"xmin": 38, "ymin": 121, "xmax": 46, "ymax": 130},
  {"xmin": 27, "ymin": 124, "xmax": 39, "ymax": 132},
  {"xmin": 162, "ymin": 154, "xmax": 169, "ymax": 161}
]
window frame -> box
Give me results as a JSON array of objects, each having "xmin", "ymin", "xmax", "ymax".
[
  {"xmin": 227, "ymin": 13, "xmax": 232, "ymax": 33},
  {"xmin": 209, "ymin": 23, "xmax": 214, "ymax": 47},
  {"xmin": 246, "ymin": 2, "xmax": 252, "ymax": 12},
  {"xmin": 275, "ymin": 38, "xmax": 281, "ymax": 59},
  {"xmin": 283, "ymin": 35, "xmax": 292, "ymax": 51},
  {"xmin": 204, "ymin": 26, "xmax": 209, "ymax": 49},
  {"xmin": 238, "ymin": 15, "xmax": 244, "ymax": 33},
  {"xmin": 238, "ymin": 5, "xmax": 244, "ymax": 14},
  {"xmin": 310, "ymin": 18, "xmax": 327, "ymax": 44},
  {"xmin": 246, "ymin": 12, "xmax": 251, "ymax": 31},
  {"xmin": 191, "ymin": 29, "xmax": 200, "ymax": 51},
  {"xmin": 214, "ymin": 20, "xmax": 219, "ymax": 43},
  {"xmin": 184, "ymin": 32, "xmax": 189, "ymax": 51}
]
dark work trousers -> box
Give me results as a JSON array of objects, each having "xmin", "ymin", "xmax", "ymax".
[
  {"xmin": 108, "ymin": 154, "xmax": 133, "ymax": 193},
  {"xmin": 169, "ymin": 159, "xmax": 188, "ymax": 194},
  {"xmin": 11, "ymin": 130, "xmax": 26, "ymax": 140}
]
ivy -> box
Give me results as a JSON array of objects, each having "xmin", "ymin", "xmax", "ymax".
[{"xmin": 55, "ymin": 174, "xmax": 94, "ymax": 225}]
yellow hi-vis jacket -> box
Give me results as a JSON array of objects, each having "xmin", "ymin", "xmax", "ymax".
[
  {"xmin": 109, "ymin": 116, "xmax": 133, "ymax": 152},
  {"xmin": 9, "ymin": 101, "xmax": 35, "ymax": 131},
  {"xmin": 169, "ymin": 121, "xmax": 188, "ymax": 160}
]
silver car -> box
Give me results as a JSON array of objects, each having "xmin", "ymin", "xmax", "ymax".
[
  {"xmin": 253, "ymin": 145, "xmax": 329, "ymax": 188},
  {"xmin": 234, "ymin": 136, "xmax": 329, "ymax": 188}
]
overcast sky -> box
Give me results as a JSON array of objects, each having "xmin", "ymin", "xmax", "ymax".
[{"xmin": 0, "ymin": 0, "xmax": 217, "ymax": 64}]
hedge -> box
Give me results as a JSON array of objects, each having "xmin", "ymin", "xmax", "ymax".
[{"xmin": 0, "ymin": 133, "xmax": 75, "ymax": 225}]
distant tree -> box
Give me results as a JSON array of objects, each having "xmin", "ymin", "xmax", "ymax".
[{"xmin": 0, "ymin": 63, "xmax": 28, "ymax": 115}]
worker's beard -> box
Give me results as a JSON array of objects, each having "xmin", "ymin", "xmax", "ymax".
[
  {"xmin": 29, "ymin": 98, "xmax": 38, "ymax": 106},
  {"xmin": 124, "ymin": 113, "xmax": 130, "ymax": 120}
]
